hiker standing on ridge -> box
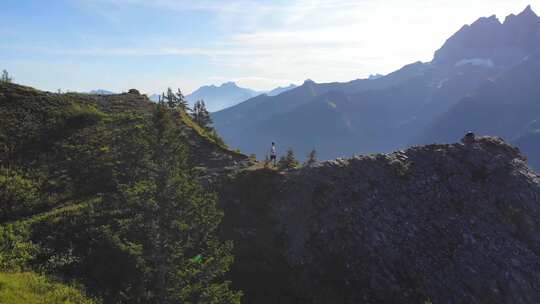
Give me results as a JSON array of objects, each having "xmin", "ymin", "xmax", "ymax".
[{"xmin": 270, "ymin": 142, "xmax": 277, "ymax": 167}]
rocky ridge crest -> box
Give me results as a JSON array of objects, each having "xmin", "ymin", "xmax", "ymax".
[{"xmin": 223, "ymin": 136, "xmax": 540, "ymax": 303}]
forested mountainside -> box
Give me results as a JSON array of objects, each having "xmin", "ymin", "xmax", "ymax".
[
  {"xmin": 212, "ymin": 6, "xmax": 540, "ymax": 172},
  {"xmin": 2, "ymin": 82, "xmax": 540, "ymax": 303},
  {"xmin": 0, "ymin": 82, "xmax": 249, "ymax": 304}
]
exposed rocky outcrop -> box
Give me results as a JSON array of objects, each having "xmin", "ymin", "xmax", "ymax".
[{"xmin": 221, "ymin": 136, "xmax": 540, "ymax": 304}]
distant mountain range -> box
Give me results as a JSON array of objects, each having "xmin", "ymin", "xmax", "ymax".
[
  {"xmin": 266, "ymin": 84, "xmax": 298, "ymax": 96},
  {"xmin": 148, "ymin": 82, "xmax": 297, "ymax": 112},
  {"xmin": 185, "ymin": 82, "xmax": 260, "ymax": 112},
  {"xmin": 88, "ymin": 89, "xmax": 115, "ymax": 95},
  {"xmin": 212, "ymin": 5, "xmax": 540, "ymax": 171}
]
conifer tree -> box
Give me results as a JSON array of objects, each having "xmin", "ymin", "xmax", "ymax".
[
  {"xmin": 158, "ymin": 88, "xmax": 190, "ymax": 111},
  {"xmin": 1, "ymin": 70, "xmax": 12, "ymax": 83},
  {"xmin": 176, "ymin": 88, "xmax": 189, "ymax": 111},
  {"xmin": 166, "ymin": 87, "xmax": 177, "ymax": 108},
  {"xmin": 192, "ymin": 100, "xmax": 213, "ymax": 130},
  {"xmin": 158, "ymin": 92, "xmax": 166, "ymax": 106},
  {"xmin": 104, "ymin": 104, "xmax": 241, "ymax": 303},
  {"xmin": 305, "ymin": 149, "xmax": 317, "ymax": 166},
  {"xmin": 278, "ymin": 148, "xmax": 299, "ymax": 170}
]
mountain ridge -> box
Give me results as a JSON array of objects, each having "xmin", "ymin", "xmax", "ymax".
[
  {"xmin": 3, "ymin": 81, "xmax": 540, "ymax": 303},
  {"xmin": 185, "ymin": 81, "xmax": 260, "ymax": 112},
  {"xmin": 211, "ymin": 5, "xmax": 540, "ymax": 172},
  {"xmin": 221, "ymin": 135, "xmax": 540, "ymax": 303}
]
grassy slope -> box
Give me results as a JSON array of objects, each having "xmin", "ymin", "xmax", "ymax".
[
  {"xmin": 0, "ymin": 82, "xmax": 247, "ymax": 302},
  {"xmin": 0, "ymin": 272, "xmax": 96, "ymax": 304},
  {"xmin": 0, "ymin": 82, "xmax": 242, "ymax": 160},
  {"xmin": 0, "ymin": 82, "xmax": 247, "ymax": 229}
]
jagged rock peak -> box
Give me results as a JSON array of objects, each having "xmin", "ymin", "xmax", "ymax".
[
  {"xmin": 221, "ymin": 81, "xmax": 238, "ymax": 87},
  {"xmin": 432, "ymin": 5, "xmax": 540, "ymax": 66},
  {"xmin": 504, "ymin": 5, "xmax": 540, "ymax": 24},
  {"xmin": 316, "ymin": 136, "xmax": 527, "ymax": 171},
  {"xmin": 521, "ymin": 4, "xmax": 536, "ymax": 17},
  {"xmin": 471, "ymin": 14, "xmax": 502, "ymax": 26}
]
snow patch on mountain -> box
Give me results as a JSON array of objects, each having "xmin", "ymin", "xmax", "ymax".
[{"xmin": 455, "ymin": 58, "xmax": 495, "ymax": 68}]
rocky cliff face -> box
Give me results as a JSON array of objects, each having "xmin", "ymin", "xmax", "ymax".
[
  {"xmin": 221, "ymin": 136, "xmax": 540, "ymax": 304},
  {"xmin": 433, "ymin": 5, "xmax": 540, "ymax": 68}
]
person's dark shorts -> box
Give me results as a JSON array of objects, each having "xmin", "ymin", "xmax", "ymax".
[{"xmin": 270, "ymin": 155, "xmax": 276, "ymax": 160}]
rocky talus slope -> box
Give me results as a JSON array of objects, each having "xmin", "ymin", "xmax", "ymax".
[{"xmin": 222, "ymin": 136, "xmax": 540, "ymax": 304}]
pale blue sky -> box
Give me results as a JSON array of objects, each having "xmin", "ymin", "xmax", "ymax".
[{"xmin": 0, "ymin": 0, "xmax": 537, "ymax": 94}]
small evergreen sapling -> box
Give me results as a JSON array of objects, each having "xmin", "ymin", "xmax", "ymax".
[
  {"xmin": 305, "ymin": 149, "xmax": 317, "ymax": 166},
  {"xmin": 278, "ymin": 148, "xmax": 299, "ymax": 170}
]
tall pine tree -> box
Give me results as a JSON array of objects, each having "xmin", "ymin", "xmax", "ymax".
[
  {"xmin": 176, "ymin": 88, "xmax": 190, "ymax": 111},
  {"xmin": 165, "ymin": 87, "xmax": 177, "ymax": 109},
  {"xmin": 191, "ymin": 100, "xmax": 213, "ymax": 131},
  {"xmin": 102, "ymin": 104, "xmax": 241, "ymax": 303},
  {"xmin": 1, "ymin": 70, "xmax": 12, "ymax": 83}
]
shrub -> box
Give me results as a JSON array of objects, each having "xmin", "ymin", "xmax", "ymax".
[
  {"xmin": 0, "ymin": 272, "xmax": 97, "ymax": 304},
  {"xmin": 209, "ymin": 129, "xmax": 228, "ymax": 148},
  {"xmin": 278, "ymin": 148, "xmax": 299, "ymax": 170},
  {"xmin": 63, "ymin": 103, "xmax": 107, "ymax": 130},
  {"xmin": 0, "ymin": 223, "xmax": 37, "ymax": 271},
  {"xmin": 304, "ymin": 150, "xmax": 317, "ymax": 166},
  {"xmin": 0, "ymin": 167, "xmax": 39, "ymax": 221}
]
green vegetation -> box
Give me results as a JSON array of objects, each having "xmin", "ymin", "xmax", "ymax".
[
  {"xmin": 0, "ymin": 83, "xmax": 241, "ymax": 304},
  {"xmin": 1, "ymin": 70, "xmax": 11, "ymax": 83},
  {"xmin": 158, "ymin": 87, "xmax": 190, "ymax": 111},
  {"xmin": 155, "ymin": 88, "xmax": 232, "ymax": 151},
  {"xmin": 0, "ymin": 272, "xmax": 96, "ymax": 304},
  {"xmin": 278, "ymin": 148, "xmax": 300, "ymax": 170},
  {"xmin": 0, "ymin": 223, "xmax": 37, "ymax": 271},
  {"xmin": 156, "ymin": 87, "xmax": 233, "ymax": 152},
  {"xmin": 0, "ymin": 167, "xmax": 40, "ymax": 221},
  {"xmin": 192, "ymin": 100, "xmax": 213, "ymax": 131},
  {"xmin": 304, "ymin": 149, "xmax": 317, "ymax": 166},
  {"xmin": 247, "ymin": 160, "xmax": 277, "ymax": 172},
  {"xmin": 179, "ymin": 110, "xmax": 229, "ymax": 149}
]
